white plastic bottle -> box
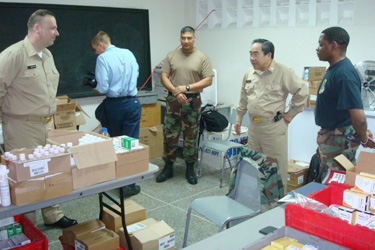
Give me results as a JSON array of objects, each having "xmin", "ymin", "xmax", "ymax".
[
  {"xmin": 0, "ymin": 165, "xmax": 11, "ymax": 207},
  {"xmin": 102, "ymin": 127, "xmax": 110, "ymax": 137}
]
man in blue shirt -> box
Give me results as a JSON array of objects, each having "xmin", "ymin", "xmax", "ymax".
[
  {"xmin": 92, "ymin": 31, "xmax": 141, "ymax": 196},
  {"xmin": 315, "ymin": 26, "xmax": 375, "ymax": 179}
]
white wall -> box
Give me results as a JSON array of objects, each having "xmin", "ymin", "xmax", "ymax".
[{"xmin": 183, "ymin": 0, "xmax": 375, "ymax": 161}]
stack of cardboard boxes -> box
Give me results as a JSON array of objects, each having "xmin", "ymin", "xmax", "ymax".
[
  {"xmin": 138, "ymin": 102, "xmax": 164, "ymax": 159},
  {"xmin": 3, "ymin": 129, "xmax": 150, "ymax": 206},
  {"xmin": 62, "ymin": 199, "xmax": 176, "ymax": 250},
  {"xmin": 303, "ymin": 66, "xmax": 326, "ymax": 108}
]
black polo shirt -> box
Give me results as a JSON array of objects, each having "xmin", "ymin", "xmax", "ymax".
[{"xmin": 315, "ymin": 58, "xmax": 363, "ymax": 129}]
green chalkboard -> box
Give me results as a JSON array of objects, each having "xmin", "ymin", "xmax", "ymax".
[{"xmin": 0, "ymin": 3, "xmax": 152, "ymax": 98}]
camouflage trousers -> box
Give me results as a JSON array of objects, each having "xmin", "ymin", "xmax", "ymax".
[
  {"xmin": 163, "ymin": 93, "xmax": 201, "ymax": 164},
  {"xmin": 317, "ymin": 125, "xmax": 360, "ymax": 179},
  {"xmin": 228, "ymin": 147, "xmax": 284, "ymax": 212}
]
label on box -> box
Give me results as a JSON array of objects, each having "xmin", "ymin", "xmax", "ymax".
[
  {"xmin": 24, "ymin": 158, "xmax": 50, "ymax": 177},
  {"xmin": 75, "ymin": 240, "xmax": 85, "ymax": 250},
  {"xmin": 297, "ymin": 175, "xmax": 304, "ymax": 185},
  {"xmin": 70, "ymin": 155, "xmax": 75, "ymax": 166},
  {"xmin": 127, "ymin": 222, "xmax": 147, "ymax": 233},
  {"xmin": 159, "ymin": 233, "xmax": 175, "ymax": 250}
]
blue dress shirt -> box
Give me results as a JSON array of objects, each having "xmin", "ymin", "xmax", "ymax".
[{"xmin": 95, "ymin": 45, "xmax": 139, "ymax": 98}]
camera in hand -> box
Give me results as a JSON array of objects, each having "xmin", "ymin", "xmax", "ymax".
[{"xmin": 83, "ymin": 70, "xmax": 97, "ymax": 88}]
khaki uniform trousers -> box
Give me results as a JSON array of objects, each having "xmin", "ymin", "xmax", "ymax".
[
  {"xmin": 247, "ymin": 116, "xmax": 288, "ymax": 194},
  {"xmin": 3, "ymin": 114, "xmax": 64, "ymax": 224}
]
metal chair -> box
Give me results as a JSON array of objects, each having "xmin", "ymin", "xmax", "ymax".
[
  {"xmin": 198, "ymin": 109, "xmax": 249, "ymax": 187},
  {"xmin": 183, "ymin": 159, "xmax": 261, "ymax": 247}
]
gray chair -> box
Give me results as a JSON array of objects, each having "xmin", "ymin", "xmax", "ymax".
[
  {"xmin": 183, "ymin": 159, "xmax": 261, "ymax": 247},
  {"xmin": 198, "ymin": 109, "xmax": 249, "ymax": 187}
]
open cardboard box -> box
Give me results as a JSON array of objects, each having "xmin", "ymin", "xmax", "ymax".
[
  {"xmin": 2, "ymin": 148, "xmax": 71, "ymax": 182},
  {"xmin": 47, "ymin": 130, "xmax": 118, "ymax": 189},
  {"xmin": 54, "ymin": 95, "xmax": 89, "ymax": 130},
  {"xmin": 334, "ymin": 151, "xmax": 375, "ymax": 186}
]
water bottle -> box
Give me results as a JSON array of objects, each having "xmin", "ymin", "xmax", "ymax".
[
  {"xmin": 0, "ymin": 165, "xmax": 11, "ymax": 207},
  {"xmin": 102, "ymin": 127, "xmax": 110, "ymax": 137},
  {"xmin": 304, "ymin": 67, "xmax": 309, "ymax": 81}
]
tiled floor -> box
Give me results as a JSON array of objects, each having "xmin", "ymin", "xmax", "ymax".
[{"xmin": 37, "ymin": 156, "xmax": 232, "ymax": 249}]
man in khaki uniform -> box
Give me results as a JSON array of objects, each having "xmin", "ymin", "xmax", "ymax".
[
  {"xmin": 0, "ymin": 9, "xmax": 77, "ymax": 228},
  {"xmin": 235, "ymin": 39, "xmax": 308, "ymax": 192}
]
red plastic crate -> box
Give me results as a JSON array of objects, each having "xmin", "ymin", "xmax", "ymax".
[
  {"xmin": 58, "ymin": 236, "xmax": 125, "ymax": 250},
  {"xmin": 11, "ymin": 214, "xmax": 48, "ymax": 250},
  {"xmin": 285, "ymin": 182, "xmax": 375, "ymax": 250}
]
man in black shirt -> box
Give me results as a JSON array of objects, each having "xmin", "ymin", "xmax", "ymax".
[{"xmin": 315, "ymin": 26, "xmax": 375, "ymax": 179}]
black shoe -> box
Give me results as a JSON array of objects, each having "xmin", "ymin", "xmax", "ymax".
[
  {"xmin": 122, "ymin": 185, "xmax": 141, "ymax": 197},
  {"xmin": 156, "ymin": 162, "xmax": 174, "ymax": 183},
  {"xmin": 44, "ymin": 216, "xmax": 78, "ymax": 229},
  {"xmin": 186, "ymin": 162, "xmax": 198, "ymax": 185}
]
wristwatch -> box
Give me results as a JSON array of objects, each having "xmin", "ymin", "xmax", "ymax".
[{"xmin": 186, "ymin": 84, "xmax": 190, "ymax": 92}]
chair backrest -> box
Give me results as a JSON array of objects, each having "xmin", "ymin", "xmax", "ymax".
[
  {"xmin": 229, "ymin": 159, "xmax": 260, "ymax": 212},
  {"xmin": 224, "ymin": 109, "xmax": 249, "ymax": 141}
]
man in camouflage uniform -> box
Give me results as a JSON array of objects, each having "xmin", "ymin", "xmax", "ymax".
[
  {"xmin": 157, "ymin": 26, "xmax": 214, "ymax": 184},
  {"xmin": 315, "ymin": 26, "xmax": 375, "ymax": 180}
]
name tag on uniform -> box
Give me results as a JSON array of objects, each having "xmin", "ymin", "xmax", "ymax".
[
  {"xmin": 246, "ymin": 80, "xmax": 252, "ymax": 83},
  {"xmin": 27, "ymin": 65, "xmax": 36, "ymax": 69}
]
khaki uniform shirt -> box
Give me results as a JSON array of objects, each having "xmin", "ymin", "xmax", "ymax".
[
  {"xmin": 162, "ymin": 48, "xmax": 214, "ymax": 94},
  {"xmin": 0, "ymin": 36, "xmax": 59, "ymax": 117},
  {"xmin": 236, "ymin": 60, "xmax": 308, "ymax": 122}
]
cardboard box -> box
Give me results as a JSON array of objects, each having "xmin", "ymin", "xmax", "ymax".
[
  {"xmin": 307, "ymin": 95, "xmax": 317, "ymax": 108},
  {"xmin": 140, "ymin": 102, "xmax": 161, "ymax": 128},
  {"xmin": 3, "ymin": 148, "xmax": 71, "ymax": 182},
  {"xmin": 115, "ymin": 145, "xmax": 149, "ymax": 179},
  {"xmin": 338, "ymin": 206, "xmax": 356, "ymax": 225},
  {"xmin": 71, "ymin": 162, "xmax": 116, "ymax": 190},
  {"xmin": 75, "ymin": 228, "xmax": 119, "ymax": 250},
  {"xmin": 353, "ymin": 173, "xmax": 375, "ymax": 194},
  {"xmin": 62, "ymin": 219, "xmax": 105, "ymax": 248},
  {"xmin": 335, "ymin": 152, "xmax": 375, "ymax": 187},
  {"xmin": 139, "ymin": 125, "xmax": 164, "ymax": 158},
  {"xmin": 287, "ymin": 159, "xmax": 309, "ymax": 186},
  {"xmin": 102, "ymin": 200, "xmax": 146, "ymax": 234},
  {"xmin": 47, "ymin": 130, "xmax": 118, "ymax": 189},
  {"xmin": 131, "ymin": 220, "xmax": 176, "ymax": 250},
  {"xmin": 304, "ymin": 67, "xmax": 326, "ymax": 81},
  {"xmin": 47, "ymin": 130, "xmax": 117, "ymax": 170},
  {"xmin": 343, "ymin": 189, "xmax": 371, "ymax": 212},
  {"xmin": 309, "ymin": 80, "xmax": 321, "ymax": 89},
  {"xmin": 9, "ymin": 171, "xmax": 73, "ymax": 206},
  {"xmin": 309, "ymin": 87, "xmax": 318, "ymax": 95},
  {"xmin": 353, "ymin": 211, "xmax": 373, "ymax": 226},
  {"xmin": 119, "ymin": 218, "xmax": 158, "ymax": 249},
  {"xmin": 54, "ymin": 95, "xmax": 87, "ymax": 130}
]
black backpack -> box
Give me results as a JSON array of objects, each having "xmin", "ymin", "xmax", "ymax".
[
  {"xmin": 307, "ymin": 153, "xmax": 322, "ymax": 183},
  {"xmin": 198, "ymin": 105, "xmax": 229, "ymax": 146}
]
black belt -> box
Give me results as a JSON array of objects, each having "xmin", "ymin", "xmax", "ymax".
[
  {"xmin": 106, "ymin": 96, "xmax": 135, "ymax": 100},
  {"xmin": 168, "ymin": 92, "xmax": 200, "ymax": 97}
]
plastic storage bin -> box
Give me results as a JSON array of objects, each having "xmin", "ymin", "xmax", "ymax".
[
  {"xmin": 242, "ymin": 226, "xmax": 350, "ymax": 249},
  {"xmin": 11, "ymin": 214, "xmax": 48, "ymax": 250},
  {"xmin": 285, "ymin": 182, "xmax": 375, "ymax": 250}
]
